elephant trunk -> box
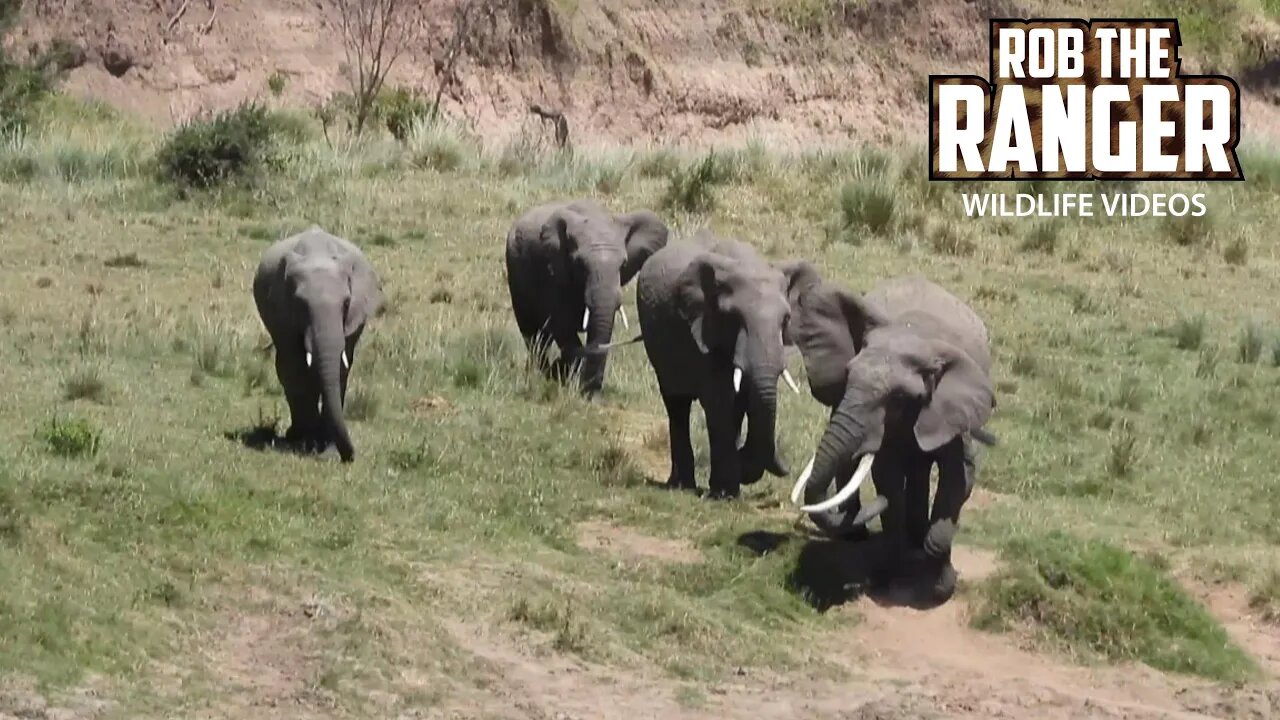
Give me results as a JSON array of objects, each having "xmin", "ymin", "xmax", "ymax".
[
  {"xmin": 795, "ymin": 402, "xmax": 882, "ymax": 535},
  {"xmin": 312, "ymin": 317, "xmax": 354, "ymax": 463},
  {"xmin": 802, "ymin": 406, "xmax": 861, "ymax": 507},
  {"xmin": 740, "ymin": 367, "xmax": 787, "ymax": 484},
  {"xmin": 579, "ymin": 279, "xmax": 621, "ymax": 395}
]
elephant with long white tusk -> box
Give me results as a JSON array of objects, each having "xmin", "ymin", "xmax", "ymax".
[
  {"xmin": 636, "ymin": 230, "xmax": 811, "ymax": 500},
  {"xmin": 252, "ymin": 226, "xmax": 383, "ymax": 463},
  {"xmin": 784, "ymin": 266, "xmax": 996, "ymax": 602},
  {"xmin": 507, "ymin": 199, "xmax": 669, "ymax": 398}
]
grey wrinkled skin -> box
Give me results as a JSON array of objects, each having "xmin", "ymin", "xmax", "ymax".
[
  {"xmin": 252, "ymin": 226, "xmax": 383, "ymax": 463},
  {"xmin": 505, "ymin": 199, "xmax": 669, "ymax": 397},
  {"xmin": 788, "ymin": 268, "xmax": 994, "ymax": 602},
  {"xmin": 636, "ymin": 230, "xmax": 806, "ymax": 500}
]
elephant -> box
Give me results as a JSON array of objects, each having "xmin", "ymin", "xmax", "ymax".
[
  {"xmin": 636, "ymin": 230, "xmax": 806, "ymax": 499},
  {"xmin": 785, "ymin": 269, "xmax": 995, "ymax": 601},
  {"xmin": 252, "ymin": 226, "xmax": 383, "ymax": 463},
  {"xmin": 505, "ymin": 199, "xmax": 669, "ymax": 397}
]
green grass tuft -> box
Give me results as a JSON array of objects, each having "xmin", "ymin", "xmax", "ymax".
[
  {"xmin": 61, "ymin": 366, "xmax": 109, "ymax": 403},
  {"xmin": 1021, "ymin": 221, "xmax": 1060, "ymax": 254},
  {"xmin": 1169, "ymin": 314, "xmax": 1206, "ymax": 350},
  {"xmin": 661, "ymin": 152, "xmax": 727, "ymax": 214},
  {"xmin": 973, "ymin": 532, "xmax": 1256, "ymax": 682},
  {"xmin": 36, "ymin": 416, "xmax": 101, "ymax": 458},
  {"xmin": 1237, "ymin": 320, "xmax": 1265, "ymax": 364}
]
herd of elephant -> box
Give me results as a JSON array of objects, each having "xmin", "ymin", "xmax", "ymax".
[{"xmin": 252, "ymin": 199, "xmax": 997, "ymax": 602}]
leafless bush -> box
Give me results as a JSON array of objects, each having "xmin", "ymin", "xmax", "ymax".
[{"xmin": 330, "ymin": 0, "xmax": 422, "ymax": 135}]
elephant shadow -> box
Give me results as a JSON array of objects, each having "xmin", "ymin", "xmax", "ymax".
[
  {"xmin": 224, "ymin": 424, "xmax": 332, "ymax": 459},
  {"xmin": 737, "ymin": 530, "xmax": 951, "ymax": 613}
]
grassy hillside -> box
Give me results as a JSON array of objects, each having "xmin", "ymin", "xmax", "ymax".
[{"xmin": 1, "ymin": 87, "xmax": 1279, "ymax": 714}]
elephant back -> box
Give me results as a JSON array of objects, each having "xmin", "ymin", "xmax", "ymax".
[{"xmin": 865, "ymin": 275, "xmax": 991, "ymax": 371}]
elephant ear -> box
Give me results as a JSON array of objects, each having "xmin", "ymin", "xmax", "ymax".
[
  {"xmin": 914, "ymin": 342, "xmax": 994, "ymax": 453},
  {"xmin": 789, "ymin": 283, "xmax": 884, "ymax": 387},
  {"xmin": 540, "ymin": 209, "xmax": 581, "ymax": 281},
  {"xmin": 676, "ymin": 253, "xmax": 734, "ymax": 354},
  {"xmin": 775, "ymin": 259, "xmax": 821, "ymax": 346},
  {"xmin": 344, "ymin": 257, "xmax": 383, "ymax": 336},
  {"xmin": 618, "ymin": 210, "xmax": 670, "ymax": 284}
]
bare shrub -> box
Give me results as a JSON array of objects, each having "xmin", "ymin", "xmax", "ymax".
[{"xmin": 330, "ymin": 0, "xmax": 422, "ymax": 135}]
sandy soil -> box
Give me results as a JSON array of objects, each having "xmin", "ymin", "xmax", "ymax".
[{"xmin": 12, "ymin": 0, "xmax": 1280, "ymax": 146}]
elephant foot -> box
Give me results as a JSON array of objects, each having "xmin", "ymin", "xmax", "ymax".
[
  {"xmin": 664, "ymin": 475, "xmax": 697, "ymax": 493},
  {"xmin": 928, "ymin": 561, "xmax": 958, "ymax": 604},
  {"xmin": 284, "ymin": 424, "xmax": 329, "ymax": 455},
  {"xmin": 706, "ymin": 484, "xmax": 740, "ymax": 501},
  {"xmin": 891, "ymin": 551, "xmax": 958, "ymax": 606}
]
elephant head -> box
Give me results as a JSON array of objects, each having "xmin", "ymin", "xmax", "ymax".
[
  {"xmin": 785, "ymin": 274, "xmax": 993, "ymax": 533},
  {"xmin": 675, "ymin": 251, "xmax": 804, "ymax": 484},
  {"xmin": 279, "ymin": 249, "xmax": 381, "ymax": 462},
  {"xmin": 544, "ymin": 203, "xmax": 668, "ymax": 392}
]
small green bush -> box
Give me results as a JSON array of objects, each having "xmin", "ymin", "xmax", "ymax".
[
  {"xmin": 407, "ymin": 118, "xmax": 472, "ymax": 172},
  {"xmin": 1222, "ymin": 235, "xmax": 1249, "ymax": 266},
  {"xmin": 973, "ymin": 532, "xmax": 1255, "ymax": 681},
  {"xmin": 37, "ymin": 416, "xmax": 101, "ymax": 458},
  {"xmin": 662, "ymin": 153, "xmax": 728, "ymax": 214},
  {"xmin": 1169, "ymin": 313, "xmax": 1206, "ymax": 350},
  {"xmin": 267, "ymin": 70, "xmax": 288, "ymax": 98},
  {"xmin": 378, "ymin": 86, "xmax": 436, "ymax": 141},
  {"xmin": 1166, "ymin": 212, "xmax": 1214, "ymax": 247},
  {"xmin": 834, "ymin": 177, "xmax": 896, "ymax": 238},
  {"xmin": 1021, "ymin": 221, "xmax": 1060, "ymax": 254},
  {"xmin": 1237, "ymin": 320, "xmax": 1265, "ymax": 364},
  {"xmin": 0, "ymin": 15, "xmax": 59, "ymax": 140},
  {"xmin": 62, "ymin": 366, "xmax": 109, "ymax": 403},
  {"xmin": 156, "ymin": 103, "xmax": 280, "ymax": 188}
]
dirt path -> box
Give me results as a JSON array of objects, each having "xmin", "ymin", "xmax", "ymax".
[{"xmin": 422, "ymin": 545, "xmax": 1278, "ymax": 720}]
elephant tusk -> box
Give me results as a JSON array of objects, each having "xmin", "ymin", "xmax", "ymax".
[
  {"xmin": 617, "ymin": 306, "xmax": 630, "ymax": 330},
  {"xmin": 790, "ymin": 454, "xmax": 815, "ymax": 504},
  {"xmin": 342, "ymin": 351, "xmax": 350, "ymax": 369},
  {"xmin": 305, "ymin": 351, "xmax": 313, "ymax": 367},
  {"xmin": 799, "ymin": 453, "xmax": 876, "ymax": 513},
  {"xmin": 733, "ymin": 367, "xmax": 743, "ymax": 392},
  {"xmin": 782, "ymin": 368, "xmax": 800, "ymax": 395},
  {"xmin": 582, "ymin": 308, "xmax": 589, "ymax": 331}
]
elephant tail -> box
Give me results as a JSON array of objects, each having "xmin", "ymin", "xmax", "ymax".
[{"xmin": 581, "ymin": 334, "xmax": 644, "ymax": 355}]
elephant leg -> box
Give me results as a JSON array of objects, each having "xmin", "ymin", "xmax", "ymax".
[
  {"xmin": 923, "ymin": 436, "xmax": 976, "ymax": 602},
  {"xmin": 904, "ymin": 456, "xmax": 933, "ymax": 550},
  {"xmin": 702, "ymin": 371, "xmax": 742, "ymax": 500},
  {"xmin": 510, "ymin": 280, "xmax": 557, "ymax": 377},
  {"xmin": 548, "ymin": 313, "xmax": 585, "ymax": 384},
  {"xmin": 276, "ymin": 348, "xmax": 321, "ymax": 451},
  {"xmin": 662, "ymin": 393, "xmax": 696, "ymax": 491},
  {"xmin": 870, "ymin": 452, "xmax": 906, "ymax": 582}
]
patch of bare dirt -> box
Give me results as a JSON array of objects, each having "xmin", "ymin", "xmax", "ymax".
[
  {"xmin": 11, "ymin": 0, "xmax": 1280, "ymax": 145},
  {"xmin": 5, "ymin": 0, "xmax": 991, "ymax": 146},
  {"xmin": 0, "ymin": 676, "xmax": 111, "ymax": 720},
  {"xmin": 413, "ymin": 547, "xmax": 1276, "ymax": 720},
  {"xmin": 157, "ymin": 587, "xmax": 346, "ymax": 719},
  {"xmin": 575, "ymin": 519, "xmax": 702, "ymax": 564}
]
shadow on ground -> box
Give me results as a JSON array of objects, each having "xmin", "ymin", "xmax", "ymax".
[
  {"xmin": 224, "ymin": 424, "xmax": 332, "ymax": 459},
  {"xmin": 738, "ymin": 530, "xmax": 954, "ymax": 612}
]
